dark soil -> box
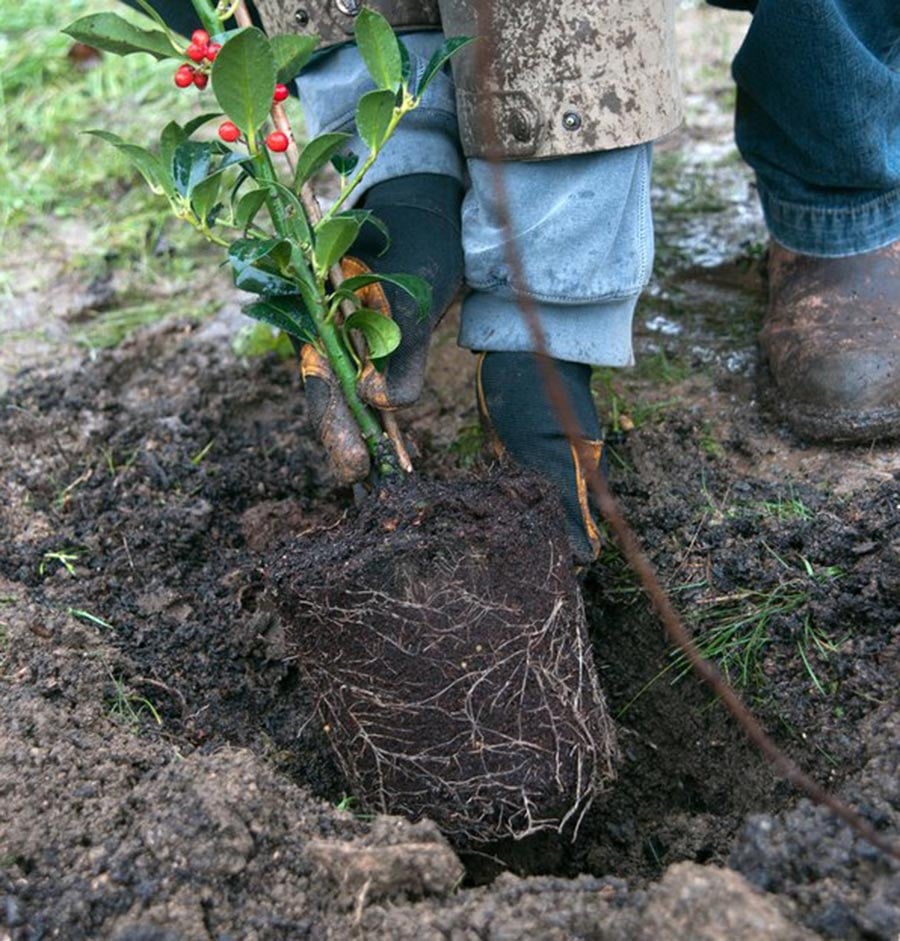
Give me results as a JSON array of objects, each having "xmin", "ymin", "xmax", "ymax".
[
  {"xmin": 1, "ymin": 316, "xmax": 898, "ymax": 939},
  {"xmin": 272, "ymin": 474, "xmax": 616, "ymax": 845}
]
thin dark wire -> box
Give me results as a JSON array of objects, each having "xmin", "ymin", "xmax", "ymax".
[{"xmin": 471, "ymin": 0, "xmax": 899, "ymax": 862}]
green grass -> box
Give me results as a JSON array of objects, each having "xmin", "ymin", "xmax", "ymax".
[
  {"xmin": 617, "ymin": 549, "xmax": 847, "ymax": 715},
  {"xmin": 107, "ymin": 671, "xmax": 162, "ymax": 729},
  {"xmin": 1, "ymin": 1, "xmax": 176, "ymax": 240},
  {"xmin": 0, "ymin": 0, "xmax": 228, "ymax": 350}
]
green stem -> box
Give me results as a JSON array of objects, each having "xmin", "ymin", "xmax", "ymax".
[
  {"xmin": 188, "ymin": 0, "xmax": 221, "ymax": 36},
  {"xmin": 320, "ymin": 101, "xmax": 413, "ymax": 222},
  {"xmin": 313, "ymin": 305, "xmax": 387, "ymax": 463},
  {"xmin": 252, "ymin": 154, "xmax": 393, "ymax": 473}
]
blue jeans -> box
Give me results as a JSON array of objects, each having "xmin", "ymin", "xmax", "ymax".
[
  {"xmin": 297, "ymin": 2, "xmax": 900, "ymax": 364},
  {"xmin": 730, "ymin": 0, "xmax": 900, "ymax": 256}
]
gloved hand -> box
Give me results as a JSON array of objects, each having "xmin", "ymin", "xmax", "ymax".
[
  {"xmin": 476, "ymin": 351, "xmax": 605, "ymax": 565},
  {"xmin": 300, "ymin": 173, "xmax": 464, "ymax": 484}
]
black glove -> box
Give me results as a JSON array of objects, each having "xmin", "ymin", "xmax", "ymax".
[
  {"xmin": 354, "ymin": 173, "xmax": 464, "ymax": 409},
  {"xmin": 477, "ymin": 351, "xmax": 605, "ymax": 565},
  {"xmin": 300, "ymin": 174, "xmax": 463, "ymax": 483}
]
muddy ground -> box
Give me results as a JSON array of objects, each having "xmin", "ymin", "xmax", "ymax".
[{"xmin": 2, "ymin": 6, "xmax": 900, "ymax": 940}]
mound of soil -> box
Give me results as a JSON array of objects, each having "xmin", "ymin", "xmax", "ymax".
[
  {"xmin": 1, "ymin": 317, "xmax": 898, "ymax": 939},
  {"xmin": 272, "ymin": 474, "xmax": 617, "ymax": 845}
]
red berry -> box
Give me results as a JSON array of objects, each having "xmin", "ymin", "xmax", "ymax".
[
  {"xmin": 205, "ymin": 42, "xmax": 222, "ymax": 61},
  {"xmin": 193, "ymin": 71, "xmax": 209, "ymax": 89},
  {"xmin": 191, "ymin": 29, "xmax": 210, "ymax": 47},
  {"xmin": 186, "ymin": 42, "xmax": 207, "ymax": 62},
  {"xmin": 174, "ymin": 65, "xmax": 194, "ymax": 88},
  {"xmin": 273, "ymin": 83, "xmax": 289, "ymax": 102},
  {"xmin": 218, "ymin": 121, "xmax": 240, "ymax": 143},
  {"xmin": 266, "ymin": 131, "xmax": 290, "ymax": 153}
]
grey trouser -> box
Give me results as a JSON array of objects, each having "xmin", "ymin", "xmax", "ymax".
[{"xmin": 299, "ymin": 33, "xmax": 653, "ymax": 365}]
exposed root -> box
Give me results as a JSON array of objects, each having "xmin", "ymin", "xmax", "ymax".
[{"xmin": 273, "ymin": 474, "xmax": 618, "ymax": 845}]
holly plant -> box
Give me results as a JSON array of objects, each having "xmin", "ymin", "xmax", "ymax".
[{"xmin": 63, "ymin": 0, "xmax": 472, "ymax": 476}]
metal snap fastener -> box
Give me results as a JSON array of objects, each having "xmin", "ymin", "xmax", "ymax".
[
  {"xmin": 562, "ymin": 111, "xmax": 582, "ymax": 131},
  {"xmin": 336, "ymin": 0, "xmax": 362, "ymax": 14},
  {"xmin": 294, "ymin": 8, "xmax": 310, "ymax": 26},
  {"xmin": 509, "ymin": 109, "xmax": 533, "ymax": 143}
]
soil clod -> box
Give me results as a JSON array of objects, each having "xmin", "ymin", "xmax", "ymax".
[{"xmin": 272, "ymin": 474, "xmax": 619, "ymax": 846}]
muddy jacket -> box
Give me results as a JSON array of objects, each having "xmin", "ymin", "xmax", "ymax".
[{"xmin": 253, "ymin": 0, "xmax": 682, "ymax": 160}]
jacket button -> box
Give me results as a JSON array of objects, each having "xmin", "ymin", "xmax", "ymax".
[
  {"xmin": 562, "ymin": 111, "xmax": 582, "ymax": 131},
  {"xmin": 509, "ymin": 109, "xmax": 533, "ymax": 143},
  {"xmin": 294, "ymin": 8, "xmax": 310, "ymax": 26},
  {"xmin": 336, "ymin": 0, "xmax": 362, "ymax": 13}
]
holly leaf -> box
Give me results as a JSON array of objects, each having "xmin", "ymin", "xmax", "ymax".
[
  {"xmin": 345, "ymin": 308, "xmax": 401, "ymax": 360},
  {"xmin": 330, "ymin": 152, "xmax": 359, "ymax": 177},
  {"xmin": 229, "ymin": 238, "xmax": 296, "ymax": 295},
  {"xmin": 354, "ymin": 8, "xmax": 402, "ymax": 91},
  {"xmin": 242, "ymin": 295, "xmax": 316, "ymax": 343},
  {"xmin": 417, "ymin": 36, "xmax": 474, "ymax": 96},
  {"xmin": 63, "ymin": 13, "xmax": 175, "ymax": 60},
  {"xmin": 355, "ymin": 89, "xmax": 396, "ymax": 152},
  {"xmin": 87, "ymin": 130, "xmax": 171, "ymax": 198},
  {"xmin": 183, "ymin": 112, "xmax": 225, "ymax": 136},
  {"xmin": 257, "ymin": 177, "xmax": 311, "ymax": 246},
  {"xmin": 191, "ymin": 172, "xmax": 222, "ymax": 225},
  {"xmin": 294, "ymin": 132, "xmax": 352, "ymax": 187},
  {"xmin": 233, "ymin": 188, "xmax": 269, "ymax": 230},
  {"xmin": 211, "ymin": 27, "xmax": 276, "ymax": 136},
  {"xmin": 336, "ymin": 209, "xmax": 390, "ymax": 254},
  {"xmin": 270, "ymin": 34, "xmax": 319, "ymax": 84},
  {"xmin": 338, "ymin": 272, "xmax": 431, "ymax": 319},
  {"xmin": 172, "ymin": 141, "xmax": 215, "ymax": 197},
  {"xmin": 313, "ymin": 216, "xmax": 361, "ymax": 273}
]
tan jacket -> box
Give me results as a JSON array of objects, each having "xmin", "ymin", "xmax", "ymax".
[{"xmin": 254, "ymin": 1, "xmax": 682, "ymax": 160}]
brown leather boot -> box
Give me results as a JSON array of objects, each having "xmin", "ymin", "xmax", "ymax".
[{"xmin": 761, "ymin": 239, "xmax": 900, "ymax": 443}]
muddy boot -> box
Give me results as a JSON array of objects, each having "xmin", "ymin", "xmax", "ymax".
[
  {"xmin": 477, "ymin": 351, "xmax": 604, "ymax": 565},
  {"xmin": 761, "ymin": 239, "xmax": 900, "ymax": 442},
  {"xmin": 355, "ymin": 174, "xmax": 464, "ymax": 409}
]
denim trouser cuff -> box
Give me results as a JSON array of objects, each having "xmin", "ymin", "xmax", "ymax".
[
  {"xmin": 758, "ymin": 182, "xmax": 900, "ymax": 258},
  {"xmin": 459, "ymin": 293, "xmax": 638, "ymax": 367}
]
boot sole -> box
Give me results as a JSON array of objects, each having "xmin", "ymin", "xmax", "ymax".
[{"xmin": 784, "ymin": 404, "xmax": 900, "ymax": 444}]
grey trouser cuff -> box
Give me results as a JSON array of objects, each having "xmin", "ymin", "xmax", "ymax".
[{"xmin": 458, "ymin": 293, "xmax": 638, "ymax": 367}]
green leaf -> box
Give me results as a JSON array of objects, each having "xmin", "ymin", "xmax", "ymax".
[
  {"xmin": 229, "ymin": 238, "xmax": 296, "ymax": 295},
  {"xmin": 233, "ymin": 188, "xmax": 269, "ymax": 230},
  {"xmin": 242, "ymin": 296, "xmax": 317, "ymax": 343},
  {"xmin": 339, "ymin": 272, "xmax": 432, "ymax": 319},
  {"xmin": 354, "ymin": 8, "xmax": 402, "ymax": 91},
  {"xmin": 191, "ymin": 173, "xmax": 222, "ymax": 225},
  {"xmin": 257, "ymin": 177, "xmax": 311, "ymax": 246},
  {"xmin": 211, "ymin": 28, "xmax": 276, "ymax": 136},
  {"xmin": 270, "ymin": 34, "xmax": 319, "ymax": 84},
  {"xmin": 337, "ymin": 209, "xmax": 390, "ymax": 254},
  {"xmin": 87, "ymin": 130, "xmax": 169, "ymax": 197},
  {"xmin": 330, "ymin": 152, "xmax": 359, "ymax": 177},
  {"xmin": 172, "ymin": 141, "xmax": 214, "ymax": 197},
  {"xmin": 398, "ymin": 40, "xmax": 412, "ymax": 87},
  {"xmin": 63, "ymin": 13, "xmax": 175, "ymax": 59},
  {"xmin": 313, "ymin": 217, "xmax": 361, "ymax": 273},
  {"xmin": 232, "ymin": 321, "xmax": 296, "ymax": 359},
  {"xmin": 160, "ymin": 121, "xmax": 186, "ymax": 177},
  {"xmin": 345, "ymin": 308, "xmax": 401, "ymax": 360},
  {"xmin": 355, "ymin": 89, "xmax": 397, "ymax": 152},
  {"xmin": 183, "ymin": 112, "xmax": 225, "ymax": 136},
  {"xmin": 294, "ymin": 132, "xmax": 352, "ymax": 188},
  {"xmin": 417, "ymin": 36, "xmax": 475, "ymax": 95}
]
